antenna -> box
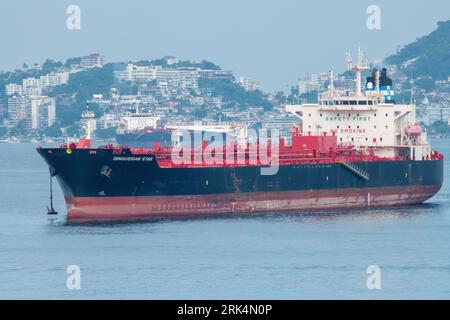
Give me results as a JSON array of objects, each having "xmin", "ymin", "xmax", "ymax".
[
  {"xmin": 375, "ymin": 69, "xmax": 380, "ymax": 94},
  {"xmin": 329, "ymin": 70, "xmax": 335, "ymax": 95},
  {"xmin": 346, "ymin": 53, "xmax": 353, "ymax": 70}
]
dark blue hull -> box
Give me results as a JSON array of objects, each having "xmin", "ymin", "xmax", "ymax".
[{"xmin": 37, "ymin": 147, "xmax": 444, "ymax": 221}]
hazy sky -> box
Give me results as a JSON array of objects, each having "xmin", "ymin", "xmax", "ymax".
[{"xmin": 0, "ymin": 0, "xmax": 448, "ymax": 91}]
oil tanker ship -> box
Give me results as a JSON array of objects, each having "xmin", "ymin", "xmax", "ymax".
[{"xmin": 37, "ymin": 50, "xmax": 443, "ymax": 222}]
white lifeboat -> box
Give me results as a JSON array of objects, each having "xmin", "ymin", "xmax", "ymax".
[{"xmin": 406, "ymin": 123, "xmax": 422, "ymax": 136}]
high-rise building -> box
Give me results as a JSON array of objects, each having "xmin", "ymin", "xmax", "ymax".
[
  {"xmin": 30, "ymin": 96, "xmax": 56, "ymax": 129},
  {"xmin": 7, "ymin": 96, "xmax": 28, "ymax": 125}
]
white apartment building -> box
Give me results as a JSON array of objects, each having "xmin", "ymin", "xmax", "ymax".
[
  {"xmin": 115, "ymin": 64, "xmax": 157, "ymax": 82},
  {"xmin": 115, "ymin": 64, "xmax": 199, "ymax": 89},
  {"xmin": 238, "ymin": 76, "xmax": 261, "ymax": 91},
  {"xmin": 80, "ymin": 54, "xmax": 105, "ymax": 68},
  {"xmin": 167, "ymin": 68, "xmax": 199, "ymax": 89},
  {"xmin": 198, "ymin": 69, "xmax": 234, "ymax": 80},
  {"xmin": 30, "ymin": 96, "xmax": 56, "ymax": 129},
  {"xmin": 7, "ymin": 96, "xmax": 28, "ymax": 124},
  {"xmin": 22, "ymin": 77, "xmax": 43, "ymax": 96},
  {"xmin": 7, "ymin": 95, "xmax": 55, "ymax": 129},
  {"xmin": 40, "ymin": 72, "xmax": 69, "ymax": 87},
  {"xmin": 5, "ymin": 83, "xmax": 23, "ymax": 96},
  {"xmin": 298, "ymin": 72, "xmax": 329, "ymax": 94},
  {"xmin": 6, "ymin": 71, "xmax": 70, "ymax": 97}
]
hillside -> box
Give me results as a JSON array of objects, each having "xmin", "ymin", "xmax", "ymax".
[{"xmin": 385, "ymin": 19, "xmax": 450, "ymax": 79}]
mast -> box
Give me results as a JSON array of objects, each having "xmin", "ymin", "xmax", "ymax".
[{"xmin": 348, "ymin": 48, "xmax": 370, "ymax": 97}]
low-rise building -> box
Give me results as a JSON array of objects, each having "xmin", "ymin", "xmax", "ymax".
[{"xmin": 80, "ymin": 54, "xmax": 105, "ymax": 68}]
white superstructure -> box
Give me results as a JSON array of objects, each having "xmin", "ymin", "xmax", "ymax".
[
  {"xmin": 118, "ymin": 114, "xmax": 161, "ymax": 133},
  {"xmin": 286, "ymin": 49, "xmax": 431, "ymax": 160}
]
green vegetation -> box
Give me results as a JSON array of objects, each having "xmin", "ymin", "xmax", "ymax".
[
  {"xmin": 50, "ymin": 64, "xmax": 115, "ymax": 125},
  {"xmin": 41, "ymin": 59, "xmax": 63, "ymax": 74},
  {"xmin": 385, "ymin": 20, "xmax": 450, "ymax": 80},
  {"xmin": 198, "ymin": 78, "xmax": 272, "ymax": 110}
]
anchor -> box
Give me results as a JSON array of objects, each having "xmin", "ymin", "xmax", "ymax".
[{"xmin": 47, "ymin": 166, "xmax": 58, "ymax": 215}]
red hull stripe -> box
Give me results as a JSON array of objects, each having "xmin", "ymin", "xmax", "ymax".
[{"xmin": 64, "ymin": 185, "xmax": 441, "ymax": 222}]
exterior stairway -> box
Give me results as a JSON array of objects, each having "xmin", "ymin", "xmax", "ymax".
[{"xmin": 337, "ymin": 160, "xmax": 370, "ymax": 180}]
